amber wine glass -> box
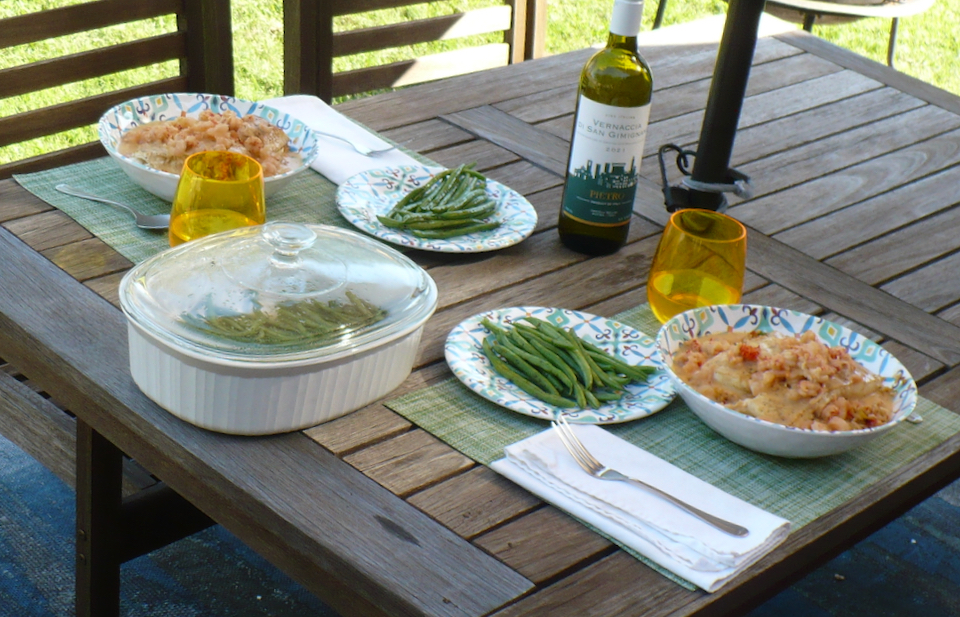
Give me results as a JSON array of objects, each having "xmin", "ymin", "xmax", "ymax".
[
  {"xmin": 647, "ymin": 208, "xmax": 747, "ymax": 322},
  {"xmin": 169, "ymin": 151, "xmax": 265, "ymax": 246}
]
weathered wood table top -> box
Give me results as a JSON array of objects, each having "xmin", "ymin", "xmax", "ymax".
[{"xmin": 3, "ymin": 15, "xmax": 960, "ymax": 617}]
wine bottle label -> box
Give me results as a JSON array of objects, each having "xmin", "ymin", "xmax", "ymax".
[{"xmin": 561, "ymin": 96, "xmax": 651, "ymax": 226}]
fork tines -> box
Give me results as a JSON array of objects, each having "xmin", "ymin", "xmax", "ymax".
[{"xmin": 551, "ymin": 415, "xmax": 601, "ymax": 474}]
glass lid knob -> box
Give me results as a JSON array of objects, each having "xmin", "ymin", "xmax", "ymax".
[
  {"xmin": 262, "ymin": 221, "xmax": 318, "ymax": 269},
  {"xmin": 221, "ymin": 222, "xmax": 347, "ymax": 297}
]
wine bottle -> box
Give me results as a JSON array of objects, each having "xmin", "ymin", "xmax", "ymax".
[{"xmin": 558, "ymin": 0, "xmax": 653, "ymax": 256}]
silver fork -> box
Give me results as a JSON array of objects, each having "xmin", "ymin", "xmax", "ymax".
[
  {"xmin": 551, "ymin": 416, "xmax": 750, "ymax": 538},
  {"xmin": 311, "ymin": 130, "xmax": 397, "ymax": 156}
]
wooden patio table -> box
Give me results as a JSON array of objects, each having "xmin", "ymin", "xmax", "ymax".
[{"xmin": 3, "ymin": 14, "xmax": 960, "ymax": 617}]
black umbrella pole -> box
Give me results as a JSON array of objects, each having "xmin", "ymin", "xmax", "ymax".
[{"xmin": 688, "ymin": 0, "xmax": 767, "ymax": 211}]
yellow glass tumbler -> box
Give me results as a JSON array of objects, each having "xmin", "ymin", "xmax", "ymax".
[
  {"xmin": 169, "ymin": 151, "xmax": 266, "ymax": 246},
  {"xmin": 647, "ymin": 208, "xmax": 747, "ymax": 323}
]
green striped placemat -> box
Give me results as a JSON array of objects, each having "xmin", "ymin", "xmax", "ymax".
[
  {"xmin": 15, "ymin": 136, "xmax": 436, "ymax": 265},
  {"xmin": 384, "ymin": 303, "xmax": 960, "ymax": 585},
  {"xmin": 14, "ymin": 157, "xmax": 346, "ymax": 264}
]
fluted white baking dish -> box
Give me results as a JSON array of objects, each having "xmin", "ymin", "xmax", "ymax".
[{"xmin": 119, "ymin": 221, "xmax": 438, "ymax": 435}]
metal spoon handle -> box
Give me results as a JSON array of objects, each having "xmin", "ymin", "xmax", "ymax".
[{"xmin": 55, "ymin": 184, "xmax": 139, "ymax": 219}]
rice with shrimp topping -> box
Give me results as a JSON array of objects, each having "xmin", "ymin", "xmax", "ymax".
[
  {"xmin": 118, "ymin": 110, "xmax": 299, "ymax": 176},
  {"xmin": 672, "ymin": 330, "xmax": 895, "ymax": 431}
]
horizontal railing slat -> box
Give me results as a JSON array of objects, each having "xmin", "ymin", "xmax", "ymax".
[
  {"xmin": 0, "ymin": 33, "xmax": 184, "ymax": 100},
  {"xmin": 334, "ymin": 6, "xmax": 512, "ymax": 56},
  {"xmin": 0, "ymin": 0, "xmax": 179, "ymax": 49},
  {"xmin": 333, "ymin": 44, "xmax": 510, "ymax": 98},
  {"xmin": 0, "ymin": 77, "xmax": 186, "ymax": 149},
  {"xmin": 331, "ymin": 0, "xmax": 445, "ymax": 17}
]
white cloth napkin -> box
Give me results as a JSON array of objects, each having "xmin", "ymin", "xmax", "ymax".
[
  {"xmin": 490, "ymin": 425, "xmax": 791, "ymax": 592},
  {"xmin": 261, "ymin": 95, "xmax": 422, "ymax": 185}
]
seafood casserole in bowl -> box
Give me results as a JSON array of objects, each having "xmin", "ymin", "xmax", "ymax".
[
  {"xmin": 99, "ymin": 93, "xmax": 319, "ymax": 201},
  {"xmin": 655, "ymin": 305, "xmax": 917, "ymax": 458}
]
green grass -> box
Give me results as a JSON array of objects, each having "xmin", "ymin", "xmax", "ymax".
[
  {"xmin": 817, "ymin": 1, "xmax": 960, "ymax": 91},
  {"xmin": 3, "ymin": 0, "xmax": 959, "ymax": 165}
]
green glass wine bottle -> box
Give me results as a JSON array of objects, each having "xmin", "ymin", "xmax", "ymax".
[{"xmin": 558, "ymin": 0, "xmax": 653, "ymax": 256}]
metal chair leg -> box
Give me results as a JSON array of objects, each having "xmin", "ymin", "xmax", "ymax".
[
  {"xmin": 888, "ymin": 17, "xmax": 899, "ymax": 67},
  {"xmin": 653, "ymin": 0, "xmax": 668, "ymax": 29}
]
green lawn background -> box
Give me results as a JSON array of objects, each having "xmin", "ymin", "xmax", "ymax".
[{"xmin": 2, "ymin": 0, "xmax": 958, "ymax": 164}]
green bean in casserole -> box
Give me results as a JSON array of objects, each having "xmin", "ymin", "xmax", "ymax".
[{"xmin": 181, "ymin": 290, "xmax": 387, "ymax": 348}]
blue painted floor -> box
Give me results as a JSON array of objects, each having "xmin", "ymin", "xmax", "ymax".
[
  {"xmin": 0, "ymin": 434, "xmax": 336, "ymax": 617},
  {"xmin": 1, "ymin": 430, "xmax": 958, "ymax": 616},
  {"xmin": 748, "ymin": 480, "xmax": 960, "ymax": 617}
]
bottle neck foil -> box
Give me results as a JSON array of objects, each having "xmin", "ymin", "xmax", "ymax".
[{"xmin": 610, "ymin": 0, "xmax": 643, "ymax": 37}]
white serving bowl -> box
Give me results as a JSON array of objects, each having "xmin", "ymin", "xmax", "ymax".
[
  {"xmin": 99, "ymin": 93, "xmax": 319, "ymax": 201},
  {"xmin": 655, "ymin": 305, "xmax": 918, "ymax": 458},
  {"xmin": 119, "ymin": 222, "xmax": 437, "ymax": 435}
]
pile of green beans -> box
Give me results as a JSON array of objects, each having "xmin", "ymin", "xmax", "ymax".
[
  {"xmin": 377, "ymin": 163, "xmax": 500, "ymax": 239},
  {"xmin": 480, "ymin": 316, "xmax": 655, "ymax": 409},
  {"xmin": 183, "ymin": 290, "xmax": 386, "ymax": 348}
]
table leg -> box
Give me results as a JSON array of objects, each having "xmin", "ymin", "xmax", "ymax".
[{"xmin": 75, "ymin": 419, "xmax": 122, "ymax": 617}]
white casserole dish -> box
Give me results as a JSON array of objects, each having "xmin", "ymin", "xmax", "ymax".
[{"xmin": 119, "ymin": 221, "xmax": 438, "ymax": 435}]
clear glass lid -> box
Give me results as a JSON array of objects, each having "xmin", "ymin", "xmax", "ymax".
[{"xmin": 119, "ymin": 222, "xmax": 438, "ymax": 363}]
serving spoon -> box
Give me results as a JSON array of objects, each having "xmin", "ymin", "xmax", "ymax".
[{"xmin": 55, "ymin": 184, "xmax": 170, "ymax": 230}]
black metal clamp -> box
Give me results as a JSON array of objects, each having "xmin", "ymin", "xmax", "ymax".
[{"xmin": 658, "ymin": 144, "xmax": 753, "ymax": 213}]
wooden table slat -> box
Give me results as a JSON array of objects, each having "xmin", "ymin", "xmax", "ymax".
[
  {"xmin": 774, "ymin": 29, "xmax": 960, "ymax": 116},
  {"xmin": 733, "ymin": 125, "xmax": 960, "ymax": 234},
  {"xmin": 775, "ymin": 157, "xmax": 960, "ymax": 260},
  {"xmin": 473, "ymin": 506, "xmax": 614, "ymax": 584},
  {"xmin": 408, "ymin": 466, "xmax": 542, "ymax": 540},
  {"xmin": 343, "ymin": 428, "xmax": 475, "ymax": 497},
  {"xmin": 442, "ymin": 106, "xmax": 569, "ymax": 176},
  {"xmin": 645, "ymin": 70, "xmax": 883, "ymax": 159}
]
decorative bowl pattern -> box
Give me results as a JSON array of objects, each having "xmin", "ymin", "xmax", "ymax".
[
  {"xmin": 445, "ymin": 306, "xmax": 676, "ymax": 424},
  {"xmin": 655, "ymin": 304, "xmax": 918, "ymax": 458},
  {"xmin": 336, "ymin": 165, "xmax": 538, "ymax": 253},
  {"xmin": 98, "ymin": 93, "xmax": 319, "ymax": 201}
]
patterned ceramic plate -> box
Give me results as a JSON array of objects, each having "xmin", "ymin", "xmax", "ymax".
[
  {"xmin": 655, "ymin": 304, "xmax": 918, "ymax": 458},
  {"xmin": 336, "ymin": 165, "xmax": 537, "ymax": 253},
  {"xmin": 445, "ymin": 306, "xmax": 677, "ymax": 424},
  {"xmin": 98, "ymin": 93, "xmax": 319, "ymax": 201}
]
